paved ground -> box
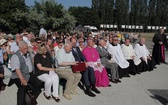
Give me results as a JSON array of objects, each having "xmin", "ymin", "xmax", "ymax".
[{"xmin": 0, "ymin": 39, "xmax": 168, "ymax": 105}]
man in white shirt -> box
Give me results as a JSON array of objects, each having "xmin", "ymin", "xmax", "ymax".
[
  {"xmin": 54, "ymin": 40, "xmax": 63, "ymax": 56},
  {"xmin": 121, "ymin": 38, "xmax": 142, "ymax": 74},
  {"xmin": 10, "ymin": 34, "xmax": 22, "ymax": 53},
  {"xmin": 56, "ymin": 42, "xmax": 81, "ymax": 100},
  {"xmin": 134, "ymin": 38, "xmax": 156, "ymax": 71}
]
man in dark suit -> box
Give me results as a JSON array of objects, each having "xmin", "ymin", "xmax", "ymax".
[
  {"xmin": 70, "ymin": 37, "xmax": 100, "ymax": 97},
  {"xmin": 96, "ymin": 39, "xmax": 121, "ymax": 83}
]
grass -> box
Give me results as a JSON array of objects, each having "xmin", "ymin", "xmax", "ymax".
[
  {"xmin": 140, "ymin": 33, "xmax": 155, "ymax": 41},
  {"xmin": 120, "ymin": 32, "xmax": 155, "ymax": 41}
]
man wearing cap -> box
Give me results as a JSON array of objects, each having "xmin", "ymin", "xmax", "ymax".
[
  {"xmin": 7, "ymin": 34, "xmax": 14, "ymax": 46},
  {"xmin": 0, "ymin": 33, "xmax": 6, "ymax": 39},
  {"xmin": 0, "ymin": 39, "xmax": 12, "ymax": 91}
]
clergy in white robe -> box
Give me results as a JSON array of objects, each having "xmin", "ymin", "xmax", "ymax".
[
  {"xmin": 134, "ymin": 38, "xmax": 156, "ymax": 71},
  {"xmin": 121, "ymin": 38, "xmax": 142, "ymax": 74},
  {"xmin": 107, "ymin": 36, "xmax": 130, "ymax": 78}
]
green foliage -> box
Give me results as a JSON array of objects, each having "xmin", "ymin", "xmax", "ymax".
[
  {"xmin": 115, "ymin": 0, "xmax": 129, "ymax": 26},
  {"xmin": 0, "ymin": 0, "xmax": 27, "ymax": 33},
  {"xmin": 32, "ymin": 0, "xmax": 76, "ymax": 31},
  {"xmin": 68, "ymin": 6, "xmax": 100, "ymax": 27},
  {"xmin": 0, "ymin": 0, "xmax": 76, "ymax": 33},
  {"xmin": 92, "ymin": 0, "xmax": 114, "ymax": 24},
  {"xmin": 0, "ymin": 0, "xmax": 168, "ymax": 33},
  {"xmin": 91, "ymin": 0, "xmax": 168, "ymax": 29}
]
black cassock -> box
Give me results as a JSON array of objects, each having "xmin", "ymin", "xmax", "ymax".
[
  {"xmin": 152, "ymin": 33, "xmax": 166, "ymax": 64},
  {"xmin": 127, "ymin": 59, "xmax": 144, "ymax": 74}
]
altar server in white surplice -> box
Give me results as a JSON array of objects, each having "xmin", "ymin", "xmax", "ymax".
[
  {"xmin": 107, "ymin": 36, "xmax": 130, "ymax": 78},
  {"xmin": 134, "ymin": 38, "xmax": 156, "ymax": 71},
  {"xmin": 121, "ymin": 38, "xmax": 142, "ymax": 74}
]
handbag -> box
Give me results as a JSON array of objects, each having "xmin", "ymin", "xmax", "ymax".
[{"xmin": 71, "ymin": 62, "xmax": 86, "ymax": 73}]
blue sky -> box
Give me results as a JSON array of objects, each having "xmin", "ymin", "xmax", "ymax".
[{"xmin": 25, "ymin": 0, "xmax": 92, "ymax": 9}]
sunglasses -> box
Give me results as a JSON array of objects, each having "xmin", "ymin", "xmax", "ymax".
[
  {"xmin": 113, "ymin": 39, "xmax": 118, "ymax": 41},
  {"xmin": 37, "ymin": 42, "xmax": 42, "ymax": 44},
  {"xmin": 40, "ymin": 43, "xmax": 45, "ymax": 47}
]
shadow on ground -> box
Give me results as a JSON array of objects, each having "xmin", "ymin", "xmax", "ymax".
[{"xmin": 148, "ymin": 89, "xmax": 168, "ymax": 105}]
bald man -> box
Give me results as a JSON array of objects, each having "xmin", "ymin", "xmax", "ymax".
[
  {"xmin": 134, "ymin": 38, "xmax": 156, "ymax": 71},
  {"xmin": 152, "ymin": 28, "xmax": 167, "ymax": 65}
]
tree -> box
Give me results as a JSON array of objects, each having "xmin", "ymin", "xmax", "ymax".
[
  {"xmin": 33, "ymin": 0, "xmax": 76, "ymax": 31},
  {"xmin": 0, "ymin": 0, "xmax": 76, "ymax": 33},
  {"xmin": 92, "ymin": 0, "xmax": 114, "ymax": 24},
  {"xmin": 139, "ymin": 0, "xmax": 148, "ymax": 25},
  {"xmin": 147, "ymin": 0, "xmax": 157, "ymax": 26},
  {"xmin": 104, "ymin": 0, "xmax": 115, "ymax": 24},
  {"xmin": 12, "ymin": 8, "xmax": 45, "ymax": 34},
  {"xmin": 0, "ymin": 0, "xmax": 28, "ymax": 33},
  {"xmin": 155, "ymin": 0, "xmax": 168, "ymax": 26},
  {"xmin": 115, "ymin": 0, "xmax": 129, "ymax": 26},
  {"xmin": 68, "ymin": 6, "xmax": 99, "ymax": 27}
]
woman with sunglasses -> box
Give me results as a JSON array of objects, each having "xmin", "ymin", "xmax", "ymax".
[{"xmin": 34, "ymin": 44, "xmax": 60, "ymax": 102}]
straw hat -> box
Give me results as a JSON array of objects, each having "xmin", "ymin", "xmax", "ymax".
[
  {"xmin": 0, "ymin": 39, "xmax": 7, "ymax": 46},
  {"xmin": 7, "ymin": 34, "xmax": 13, "ymax": 39}
]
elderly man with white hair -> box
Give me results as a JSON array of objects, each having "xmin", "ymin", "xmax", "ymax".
[
  {"xmin": 10, "ymin": 41, "xmax": 42, "ymax": 105},
  {"xmin": 96, "ymin": 39, "xmax": 120, "ymax": 83}
]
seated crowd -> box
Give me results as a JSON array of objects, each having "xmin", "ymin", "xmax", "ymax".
[{"xmin": 0, "ymin": 31, "xmax": 157, "ymax": 105}]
